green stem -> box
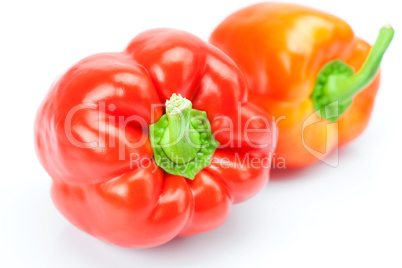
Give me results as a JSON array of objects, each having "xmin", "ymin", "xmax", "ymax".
[
  {"xmin": 149, "ymin": 94, "xmax": 219, "ymax": 179},
  {"xmin": 333, "ymin": 25, "xmax": 394, "ymax": 100},
  {"xmin": 162, "ymin": 94, "xmax": 200, "ymax": 164},
  {"xmin": 312, "ymin": 25, "xmax": 394, "ymax": 121}
]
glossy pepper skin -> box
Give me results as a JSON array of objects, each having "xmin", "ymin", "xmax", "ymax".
[
  {"xmin": 34, "ymin": 29, "xmax": 276, "ymax": 248},
  {"xmin": 210, "ymin": 3, "xmax": 392, "ymax": 168}
]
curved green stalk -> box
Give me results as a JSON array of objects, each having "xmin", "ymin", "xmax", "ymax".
[{"xmin": 312, "ymin": 25, "xmax": 394, "ymax": 121}]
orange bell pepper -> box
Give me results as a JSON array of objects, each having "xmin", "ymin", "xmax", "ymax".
[{"xmin": 210, "ymin": 3, "xmax": 394, "ymax": 168}]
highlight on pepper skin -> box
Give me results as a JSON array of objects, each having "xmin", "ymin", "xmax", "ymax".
[
  {"xmin": 60, "ymin": 95, "xmax": 347, "ymax": 169},
  {"xmin": 61, "ymin": 96, "xmax": 283, "ymax": 169}
]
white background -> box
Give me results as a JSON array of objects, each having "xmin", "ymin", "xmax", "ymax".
[{"xmin": 1, "ymin": 0, "xmax": 401, "ymax": 267}]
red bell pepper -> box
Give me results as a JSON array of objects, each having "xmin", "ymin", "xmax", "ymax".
[{"xmin": 35, "ymin": 29, "xmax": 276, "ymax": 248}]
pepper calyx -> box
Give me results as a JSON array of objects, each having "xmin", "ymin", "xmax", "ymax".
[
  {"xmin": 311, "ymin": 25, "xmax": 394, "ymax": 122},
  {"xmin": 149, "ymin": 94, "xmax": 219, "ymax": 180}
]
